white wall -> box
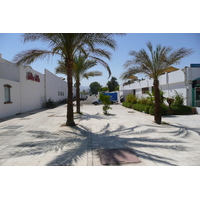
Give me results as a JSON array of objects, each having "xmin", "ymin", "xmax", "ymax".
[
  {"xmin": 168, "ymin": 70, "xmax": 185, "ymax": 84},
  {"xmin": 0, "ymin": 56, "xmax": 20, "ymax": 82},
  {"xmin": 45, "ymin": 69, "xmax": 67, "ymax": 102},
  {"xmin": 120, "ymin": 68, "xmax": 196, "ymax": 106},
  {"xmin": 0, "ymin": 78, "xmax": 21, "ymax": 119},
  {"xmin": 20, "ymin": 66, "xmax": 45, "ymax": 113},
  {"xmin": 0, "ymin": 55, "xmax": 68, "ymax": 119}
]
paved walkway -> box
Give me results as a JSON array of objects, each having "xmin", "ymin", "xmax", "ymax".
[{"xmin": 0, "ymin": 104, "xmax": 200, "ymax": 166}]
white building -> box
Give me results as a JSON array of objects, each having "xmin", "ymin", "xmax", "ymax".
[
  {"xmin": 120, "ymin": 64, "xmax": 200, "ymax": 109},
  {"xmin": 0, "ymin": 54, "xmax": 68, "ymax": 119}
]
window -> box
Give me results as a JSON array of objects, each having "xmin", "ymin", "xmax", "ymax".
[
  {"xmin": 4, "ymin": 84, "xmax": 12, "ymax": 104},
  {"xmin": 58, "ymin": 91, "xmax": 64, "ymax": 96},
  {"xmin": 142, "ymin": 87, "xmax": 149, "ymax": 94}
]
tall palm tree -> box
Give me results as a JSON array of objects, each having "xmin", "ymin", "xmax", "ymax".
[
  {"xmin": 13, "ymin": 33, "xmax": 123, "ymax": 126},
  {"xmin": 55, "ymin": 55, "xmax": 102, "ymax": 113},
  {"xmin": 121, "ymin": 41, "xmax": 193, "ymax": 124}
]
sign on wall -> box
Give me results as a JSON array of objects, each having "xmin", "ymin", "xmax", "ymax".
[
  {"xmin": 27, "ymin": 72, "xmax": 40, "ymax": 82},
  {"xmin": 191, "ymin": 64, "xmax": 200, "ymax": 68}
]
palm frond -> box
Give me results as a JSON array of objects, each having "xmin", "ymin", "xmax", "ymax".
[
  {"xmin": 82, "ymin": 71, "xmax": 102, "ymax": 79},
  {"xmin": 13, "ymin": 49, "xmax": 54, "ymax": 65},
  {"xmin": 166, "ymin": 47, "xmax": 193, "ymax": 66},
  {"xmin": 122, "ymin": 41, "xmax": 193, "ymax": 80},
  {"xmin": 88, "ymin": 56, "xmax": 111, "ymax": 78},
  {"xmin": 55, "ymin": 60, "xmax": 66, "ymax": 74}
]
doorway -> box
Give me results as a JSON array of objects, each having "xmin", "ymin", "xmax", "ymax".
[{"xmin": 195, "ymin": 87, "xmax": 200, "ymax": 107}]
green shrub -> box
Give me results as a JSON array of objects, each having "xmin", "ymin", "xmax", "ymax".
[
  {"xmin": 122, "ymin": 102, "xmax": 132, "ymax": 108},
  {"xmin": 132, "ymin": 103, "xmax": 151, "ymax": 114},
  {"xmin": 126, "ymin": 94, "xmax": 137, "ymax": 104},
  {"xmin": 137, "ymin": 97, "xmax": 149, "ymax": 105},
  {"xmin": 99, "ymin": 93, "xmax": 112, "ymax": 115},
  {"xmin": 149, "ymin": 105, "xmax": 154, "ymax": 115},
  {"xmin": 146, "ymin": 92, "xmax": 154, "ymax": 105},
  {"xmin": 171, "ymin": 106, "xmax": 192, "ymax": 115},
  {"xmin": 43, "ymin": 98, "xmax": 57, "ymax": 108},
  {"xmin": 172, "ymin": 90, "xmax": 184, "ymax": 106},
  {"xmin": 145, "ymin": 106, "xmax": 151, "ymax": 114},
  {"xmin": 149, "ymin": 105, "xmax": 169, "ymax": 116}
]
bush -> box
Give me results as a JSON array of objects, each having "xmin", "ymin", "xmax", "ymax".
[
  {"xmin": 149, "ymin": 105, "xmax": 169, "ymax": 116},
  {"xmin": 122, "ymin": 102, "xmax": 132, "ymax": 108},
  {"xmin": 149, "ymin": 105, "xmax": 192, "ymax": 115},
  {"xmin": 137, "ymin": 97, "xmax": 149, "ymax": 105},
  {"xmin": 126, "ymin": 94, "xmax": 137, "ymax": 104},
  {"xmin": 99, "ymin": 93, "xmax": 112, "ymax": 115},
  {"xmin": 172, "ymin": 90, "xmax": 184, "ymax": 106},
  {"xmin": 171, "ymin": 106, "xmax": 192, "ymax": 115},
  {"xmin": 132, "ymin": 103, "xmax": 151, "ymax": 114},
  {"xmin": 145, "ymin": 106, "xmax": 151, "ymax": 114},
  {"xmin": 43, "ymin": 98, "xmax": 57, "ymax": 108}
]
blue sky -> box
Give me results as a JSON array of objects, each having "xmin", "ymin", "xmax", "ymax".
[{"xmin": 0, "ymin": 33, "xmax": 200, "ymax": 87}]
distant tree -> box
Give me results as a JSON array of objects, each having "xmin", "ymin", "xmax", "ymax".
[
  {"xmin": 115, "ymin": 85, "xmax": 119, "ymax": 91},
  {"xmin": 89, "ymin": 82, "xmax": 101, "ymax": 95},
  {"xmin": 99, "ymin": 86, "xmax": 109, "ymax": 92},
  {"xmin": 107, "ymin": 76, "xmax": 119, "ymax": 91}
]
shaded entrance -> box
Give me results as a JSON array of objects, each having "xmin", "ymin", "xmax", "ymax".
[{"xmin": 192, "ymin": 78, "xmax": 200, "ymax": 107}]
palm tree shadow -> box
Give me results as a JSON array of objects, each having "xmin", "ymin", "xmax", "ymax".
[
  {"xmin": 11, "ymin": 119, "xmax": 189, "ymax": 166},
  {"xmin": 161, "ymin": 123, "xmax": 200, "ymax": 138},
  {"xmin": 80, "ymin": 112, "xmax": 116, "ymax": 121}
]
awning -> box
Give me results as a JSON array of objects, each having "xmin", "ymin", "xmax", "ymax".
[
  {"xmin": 127, "ymin": 75, "xmax": 138, "ymax": 79},
  {"xmin": 162, "ymin": 66, "xmax": 179, "ymax": 73}
]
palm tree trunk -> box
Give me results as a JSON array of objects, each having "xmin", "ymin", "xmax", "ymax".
[
  {"xmin": 66, "ymin": 59, "xmax": 76, "ymax": 126},
  {"xmin": 153, "ymin": 79, "xmax": 162, "ymax": 124},
  {"xmin": 76, "ymin": 78, "xmax": 81, "ymax": 114}
]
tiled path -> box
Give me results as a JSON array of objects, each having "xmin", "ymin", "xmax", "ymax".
[{"xmin": 0, "ymin": 104, "xmax": 200, "ymax": 166}]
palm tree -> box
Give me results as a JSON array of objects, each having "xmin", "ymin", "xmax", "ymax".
[
  {"xmin": 121, "ymin": 42, "xmax": 193, "ymax": 124},
  {"xmin": 55, "ymin": 55, "xmax": 102, "ymax": 113},
  {"xmin": 13, "ymin": 33, "xmax": 123, "ymax": 126}
]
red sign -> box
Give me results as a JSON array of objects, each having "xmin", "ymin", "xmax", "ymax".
[
  {"xmin": 34, "ymin": 75, "xmax": 40, "ymax": 82},
  {"xmin": 27, "ymin": 72, "xmax": 40, "ymax": 82}
]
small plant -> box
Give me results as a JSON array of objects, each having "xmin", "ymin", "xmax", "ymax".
[
  {"xmin": 172, "ymin": 90, "xmax": 184, "ymax": 106},
  {"xmin": 99, "ymin": 93, "xmax": 112, "ymax": 115},
  {"xmin": 126, "ymin": 94, "xmax": 137, "ymax": 104},
  {"xmin": 43, "ymin": 98, "xmax": 57, "ymax": 108},
  {"xmin": 146, "ymin": 92, "xmax": 154, "ymax": 105},
  {"xmin": 137, "ymin": 96, "xmax": 148, "ymax": 105}
]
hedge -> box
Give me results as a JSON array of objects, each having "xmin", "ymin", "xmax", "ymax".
[
  {"xmin": 149, "ymin": 105, "xmax": 169, "ymax": 116},
  {"xmin": 132, "ymin": 103, "xmax": 151, "ymax": 114},
  {"xmin": 122, "ymin": 102, "xmax": 132, "ymax": 108},
  {"xmin": 123, "ymin": 101, "xmax": 192, "ymax": 115},
  {"xmin": 171, "ymin": 106, "xmax": 192, "ymax": 115}
]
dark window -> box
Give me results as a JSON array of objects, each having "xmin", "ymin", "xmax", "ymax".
[
  {"xmin": 4, "ymin": 84, "xmax": 12, "ymax": 104},
  {"xmin": 142, "ymin": 87, "xmax": 149, "ymax": 94}
]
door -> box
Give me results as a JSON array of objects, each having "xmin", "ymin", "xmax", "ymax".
[{"xmin": 195, "ymin": 87, "xmax": 200, "ymax": 107}]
